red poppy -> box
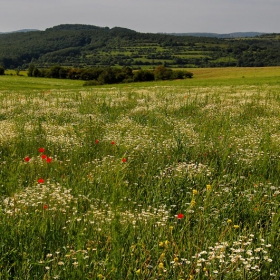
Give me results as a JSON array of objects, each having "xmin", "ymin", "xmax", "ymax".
[
  {"xmin": 177, "ymin": 213, "xmax": 184, "ymax": 219},
  {"xmin": 122, "ymin": 158, "xmax": 127, "ymax": 163},
  {"xmin": 46, "ymin": 157, "xmax": 52, "ymax": 163},
  {"xmin": 111, "ymin": 141, "xmax": 115, "ymax": 145},
  {"xmin": 41, "ymin": 154, "xmax": 47, "ymax": 160},
  {"xmin": 43, "ymin": 204, "xmax": 48, "ymax": 209},
  {"xmin": 38, "ymin": 178, "xmax": 44, "ymax": 184},
  {"xmin": 95, "ymin": 139, "xmax": 99, "ymax": 144},
  {"xmin": 24, "ymin": 157, "xmax": 30, "ymax": 162},
  {"xmin": 38, "ymin": 148, "xmax": 45, "ymax": 153}
]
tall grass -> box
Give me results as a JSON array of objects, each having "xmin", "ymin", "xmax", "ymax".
[{"xmin": 0, "ymin": 73, "xmax": 279, "ymax": 279}]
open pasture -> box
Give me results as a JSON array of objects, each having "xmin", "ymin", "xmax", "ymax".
[{"xmin": 0, "ymin": 69, "xmax": 279, "ymax": 279}]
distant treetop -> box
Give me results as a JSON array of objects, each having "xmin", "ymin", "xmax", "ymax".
[{"xmin": 45, "ymin": 24, "xmax": 108, "ymax": 31}]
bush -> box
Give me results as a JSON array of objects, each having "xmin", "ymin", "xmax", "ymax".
[
  {"xmin": 133, "ymin": 70, "xmax": 154, "ymax": 82},
  {"xmin": 154, "ymin": 65, "xmax": 173, "ymax": 80},
  {"xmin": 184, "ymin": 71, "xmax": 193, "ymax": 78},
  {"xmin": 0, "ymin": 66, "xmax": 4, "ymax": 75}
]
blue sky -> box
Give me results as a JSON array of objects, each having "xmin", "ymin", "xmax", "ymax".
[{"xmin": 1, "ymin": 0, "xmax": 279, "ymax": 33}]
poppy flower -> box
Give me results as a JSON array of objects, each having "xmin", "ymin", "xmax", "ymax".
[
  {"xmin": 177, "ymin": 213, "xmax": 184, "ymax": 219},
  {"xmin": 122, "ymin": 158, "xmax": 127, "ymax": 163},
  {"xmin": 43, "ymin": 204, "xmax": 48, "ymax": 209},
  {"xmin": 24, "ymin": 157, "xmax": 30, "ymax": 162},
  {"xmin": 38, "ymin": 178, "xmax": 44, "ymax": 184},
  {"xmin": 41, "ymin": 154, "xmax": 47, "ymax": 160},
  {"xmin": 111, "ymin": 141, "xmax": 115, "ymax": 145},
  {"xmin": 46, "ymin": 157, "xmax": 52, "ymax": 163},
  {"xmin": 38, "ymin": 148, "xmax": 45, "ymax": 153},
  {"xmin": 95, "ymin": 139, "xmax": 99, "ymax": 144}
]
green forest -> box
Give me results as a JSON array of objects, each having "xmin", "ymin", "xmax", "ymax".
[{"xmin": 1, "ymin": 24, "xmax": 280, "ymax": 69}]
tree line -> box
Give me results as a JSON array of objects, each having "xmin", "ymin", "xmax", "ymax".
[{"xmin": 27, "ymin": 64, "xmax": 193, "ymax": 85}]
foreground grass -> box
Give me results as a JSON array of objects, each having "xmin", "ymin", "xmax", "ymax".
[{"xmin": 0, "ymin": 70, "xmax": 279, "ymax": 279}]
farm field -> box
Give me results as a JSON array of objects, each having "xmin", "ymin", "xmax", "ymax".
[{"xmin": 0, "ymin": 67, "xmax": 279, "ymax": 279}]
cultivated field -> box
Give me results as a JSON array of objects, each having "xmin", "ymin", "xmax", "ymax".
[{"xmin": 0, "ymin": 68, "xmax": 279, "ymax": 279}]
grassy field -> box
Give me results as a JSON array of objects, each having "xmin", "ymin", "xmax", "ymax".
[{"xmin": 0, "ymin": 68, "xmax": 279, "ymax": 279}]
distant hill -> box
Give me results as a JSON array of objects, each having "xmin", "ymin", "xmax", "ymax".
[
  {"xmin": 0, "ymin": 29, "xmax": 39, "ymax": 34},
  {"xmin": 0, "ymin": 24, "xmax": 280, "ymax": 69},
  {"xmin": 167, "ymin": 32, "xmax": 266, "ymax": 38}
]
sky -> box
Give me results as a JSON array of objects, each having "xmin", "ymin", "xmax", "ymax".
[{"xmin": 1, "ymin": 0, "xmax": 279, "ymax": 34}]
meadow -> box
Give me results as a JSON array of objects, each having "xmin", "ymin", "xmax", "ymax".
[{"xmin": 0, "ymin": 67, "xmax": 279, "ymax": 279}]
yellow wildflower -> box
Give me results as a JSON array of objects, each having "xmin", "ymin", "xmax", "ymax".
[
  {"xmin": 190, "ymin": 199, "xmax": 196, "ymax": 207},
  {"xmin": 158, "ymin": 262, "xmax": 164, "ymax": 269}
]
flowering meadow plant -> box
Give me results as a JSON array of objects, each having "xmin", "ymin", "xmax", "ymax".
[{"xmin": 0, "ymin": 74, "xmax": 279, "ymax": 279}]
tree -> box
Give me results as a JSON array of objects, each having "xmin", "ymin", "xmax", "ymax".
[
  {"xmin": 0, "ymin": 66, "xmax": 4, "ymax": 75},
  {"xmin": 27, "ymin": 64, "xmax": 35, "ymax": 77},
  {"xmin": 154, "ymin": 65, "xmax": 173, "ymax": 80},
  {"xmin": 133, "ymin": 70, "xmax": 154, "ymax": 82}
]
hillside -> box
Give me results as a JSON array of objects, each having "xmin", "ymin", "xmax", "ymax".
[
  {"xmin": 0, "ymin": 24, "xmax": 280, "ymax": 69},
  {"xmin": 167, "ymin": 32, "xmax": 266, "ymax": 38},
  {"xmin": 0, "ymin": 29, "xmax": 39, "ymax": 34}
]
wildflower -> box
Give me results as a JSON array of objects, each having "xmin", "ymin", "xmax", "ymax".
[
  {"xmin": 233, "ymin": 225, "xmax": 239, "ymax": 229},
  {"xmin": 136, "ymin": 269, "xmax": 141, "ymax": 275},
  {"xmin": 190, "ymin": 199, "xmax": 196, "ymax": 207},
  {"xmin": 95, "ymin": 139, "xmax": 99, "ymax": 144},
  {"xmin": 58, "ymin": 261, "xmax": 64, "ymax": 266},
  {"xmin": 38, "ymin": 148, "xmax": 45, "ymax": 153},
  {"xmin": 41, "ymin": 154, "xmax": 47, "ymax": 160},
  {"xmin": 177, "ymin": 213, "xmax": 184, "ymax": 219},
  {"xmin": 43, "ymin": 204, "xmax": 48, "ymax": 209},
  {"xmin": 97, "ymin": 274, "xmax": 104, "ymax": 279},
  {"xmin": 46, "ymin": 157, "xmax": 52, "ymax": 163},
  {"xmin": 192, "ymin": 189, "xmax": 198, "ymax": 195},
  {"xmin": 24, "ymin": 156, "xmax": 30, "ymax": 162},
  {"xmin": 122, "ymin": 158, "xmax": 127, "ymax": 163},
  {"xmin": 111, "ymin": 141, "xmax": 115, "ymax": 145},
  {"xmin": 159, "ymin": 241, "xmax": 164, "ymax": 247},
  {"xmin": 158, "ymin": 262, "xmax": 164, "ymax": 269},
  {"xmin": 206, "ymin": 184, "xmax": 212, "ymax": 191},
  {"xmin": 38, "ymin": 178, "xmax": 44, "ymax": 184},
  {"xmin": 227, "ymin": 219, "xmax": 232, "ymax": 224}
]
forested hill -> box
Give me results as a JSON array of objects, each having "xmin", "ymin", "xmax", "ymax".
[{"xmin": 0, "ymin": 24, "xmax": 280, "ymax": 69}]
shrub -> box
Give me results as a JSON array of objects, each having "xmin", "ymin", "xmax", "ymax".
[{"xmin": 0, "ymin": 66, "xmax": 4, "ymax": 75}]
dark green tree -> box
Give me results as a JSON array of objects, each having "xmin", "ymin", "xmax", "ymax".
[
  {"xmin": 27, "ymin": 64, "xmax": 35, "ymax": 77},
  {"xmin": 154, "ymin": 65, "xmax": 173, "ymax": 80},
  {"xmin": 0, "ymin": 66, "xmax": 4, "ymax": 75},
  {"xmin": 133, "ymin": 70, "xmax": 154, "ymax": 82}
]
